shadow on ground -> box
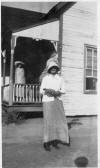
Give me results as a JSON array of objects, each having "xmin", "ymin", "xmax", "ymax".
[
  {"xmin": 74, "ymin": 156, "xmax": 88, "ymax": 167},
  {"xmin": 68, "ymin": 118, "xmax": 82, "ymax": 129}
]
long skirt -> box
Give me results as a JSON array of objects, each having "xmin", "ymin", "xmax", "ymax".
[{"xmin": 43, "ymin": 99, "xmax": 69, "ymax": 143}]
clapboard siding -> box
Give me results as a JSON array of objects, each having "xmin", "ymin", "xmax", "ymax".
[
  {"xmin": 62, "ymin": 54, "xmax": 84, "ymax": 69},
  {"xmin": 62, "ymin": 30, "xmax": 97, "ymax": 46},
  {"xmin": 62, "ymin": 68, "xmax": 84, "ymax": 93},
  {"xmin": 61, "ymin": 2, "xmax": 97, "ymax": 115},
  {"xmin": 62, "ymin": 93, "xmax": 98, "ymax": 115}
]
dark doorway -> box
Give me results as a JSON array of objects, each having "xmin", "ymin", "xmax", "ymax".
[{"xmin": 14, "ymin": 37, "xmax": 57, "ymax": 84}]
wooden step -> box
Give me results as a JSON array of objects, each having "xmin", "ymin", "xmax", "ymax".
[{"xmin": 2, "ymin": 102, "xmax": 43, "ymax": 113}]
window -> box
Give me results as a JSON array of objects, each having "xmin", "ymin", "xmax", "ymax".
[{"xmin": 84, "ymin": 45, "xmax": 97, "ymax": 93}]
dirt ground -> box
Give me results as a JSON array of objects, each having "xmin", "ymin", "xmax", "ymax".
[{"xmin": 2, "ymin": 116, "xmax": 98, "ymax": 168}]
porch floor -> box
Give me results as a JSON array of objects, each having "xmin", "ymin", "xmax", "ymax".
[{"xmin": 2, "ymin": 116, "xmax": 98, "ymax": 168}]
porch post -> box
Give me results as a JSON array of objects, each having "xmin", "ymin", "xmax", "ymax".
[
  {"xmin": 9, "ymin": 35, "xmax": 17, "ymax": 105},
  {"xmin": 2, "ymin": 50, "xmax": 6, "ymax": 86},
  {"xmin": 58, "ymin": 14, "xmax": 63, "ymax": 71}
]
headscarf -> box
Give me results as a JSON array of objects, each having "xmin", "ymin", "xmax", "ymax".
[{"xmin": 46, "ymin": 52, "xmax": 59, "ymax": 71}]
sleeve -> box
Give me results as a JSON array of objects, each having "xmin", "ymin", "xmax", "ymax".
[
  {"xmin": 40, "ymin": 76, "xmax": 46, "ymax": 95},
  {"xmin": 60, "ymin": 77, "xmax": 66, "ymax": 94}
]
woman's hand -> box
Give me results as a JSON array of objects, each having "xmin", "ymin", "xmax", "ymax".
[
  {"xmin": 55, "ymin": 91, "xmax": 62, "ymax": 97},
  {"xmin": 44, "ymin": 89, "xmax": 55, "ymax": 97},
  {"xmin": 44, "ymin": 89, "xmax": 61, "ymax": 97}
]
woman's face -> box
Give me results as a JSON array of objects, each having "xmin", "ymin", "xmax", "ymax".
[
  {"xmin": 49, "ymin": 66, "xmax": 58, "ymax": 75},
  {"xmin": 18, "ymin": 64, "xmax": 22, "ymax": 68}
]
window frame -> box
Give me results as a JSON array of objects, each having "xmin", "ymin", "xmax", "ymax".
[{"xmin": 84, "ymin": 44, "xmax": 97, "ymax": 94}]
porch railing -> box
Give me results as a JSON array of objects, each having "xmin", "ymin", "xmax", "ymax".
[
  {"xmin": 2, "ymin": 84, "xmax": 42, "ymax": 103},
  {"xmin": 13, "ymin": 84, "xmax": 42, "ymax": 103},
  {"xmin": 2, "ymin": 84, "xmax": 9, "ymax": 102}
]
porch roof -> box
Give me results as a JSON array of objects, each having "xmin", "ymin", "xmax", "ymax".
[
  {"xmin": 13, "ymin": 21, "xmax": 59, "ymax": 41},
  {"xmin": 1, "ymin": 2, "xmax": 58, "ymax": 33},
  {"xmin": 1, "ymin": 2, "xmax": 58, "ymax": 14},
  {"xmin": 1, "ymin": 2, "xmax": 75, "ymax": 33}
]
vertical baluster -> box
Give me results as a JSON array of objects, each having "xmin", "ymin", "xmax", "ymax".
[
  {"xmin": 39, "ymin": 85, "xmax": 42, "ymax": 102},
  {"xmin": 38, "ymin": 85, "xmax": 40, "ymax": 102},
  {"xmin": 18, "ymin": 84, "xmax": 19, "ymax": 102},
  {"xmin": 16, "ymin": 84, "xmax": 18, "ymax": 102},
  {"xmin": 31, "ymin": 85, "xmax": 33, "ymax": 102},
  {"xmin": 19, "ymin": 84, "xmax": 22, "ymax": 102},
  {"xmin": 37, "ymin": 85, "xmax": 39, "ymax": 103},
  {"xmin": 29, "ymin": 85, "xmax": 31, "ymax": 102},
  {"xmin": 32, "ymin": 85, "xmax": 34, "ymax": 102},
  {"xmin": 26, "ymin": 85, "xmax": 28, "ymax": 102},
  {"xmin": 18, "ymin": 84, "xmax": 20, "ymax": 102},
  {"xmin": 14, "ymin": 84, "xmax": 16, "ymax": 102},
  {"xmin": 21, "ymin": 84, "xmax": 23, "ymax": 102},
  {"xmin": 34, "ymin": 85, "xmax": 36, "ymax": 102},
  {"xmin": 19, "ymin": 84, "xmax": 21, "ymax": 102},
  {"xmin": 17, "ymin": 84, "xmax": 19, "ymax": 102},
  {"xmin": 35, "ymin": 85, "xmax": 38, "ymax": 103},
  {"xmin": 20, "ymin": 84, "xmax": 22, "ymax": 102},
  {"xmin": 24, "ymin": 84, "xmax": 26, "ymax": 102},
  {"xmin": 23, "ymin": 85, "xmax": 25, "ymax": 102},
  {"xmin": 13, "ymin": 84, "xmax": 16, "ymax": 102},
  {"xmin": 21, "ymin": 84, "xmax": 24, "ymax": 102},
  {"xmin": 13, "ymin": 85, "xmax": 14, "ymax": 102},
  {"xmin": 25, "ymin": 85, "xmax": 27, "ymax": 102},
  {"xmin": 38, "ymin": 85, "xmax": 40, "ymax": 103},
  {"xmin": 28, "ymin": 85, "xmax": 30, "ymax": 102},
  {"xmin": 35, "ymin": 85, "xmax": 36, "ymax": 102},
  {"xmin": 30, "ymin": 85, "xmax": 32, "ymax": 102},
  {"xmin": 27, "ymin": 85, "xmax": 30, "ymax": 102}
]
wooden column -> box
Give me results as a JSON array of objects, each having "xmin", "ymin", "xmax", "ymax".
[
  {"xmin": 58, "ymin": 14, "xmax": 63, "ymax": 71},
  {"xmin": 2, "ymin": 50, "xmax": 6, "ymax": 85},
  {"xmin": 9, "ymin": 36, "xmax": 17, "ymax": 106}
]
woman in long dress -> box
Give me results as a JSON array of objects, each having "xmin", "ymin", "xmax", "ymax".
[
  {"xmin": 15, "ymin": 61, "xmax": 25, "ymax": 101},
  {"xmin": 40, "ymin": 61, "xmax": 70, "ymax": 151}
]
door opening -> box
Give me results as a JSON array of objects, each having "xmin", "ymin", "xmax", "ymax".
[{"xmin": 14, "ymin": 37, "xmax": 58, "ymax": 84}]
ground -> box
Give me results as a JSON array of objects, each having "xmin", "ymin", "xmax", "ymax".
[{"xmin": 2, "ymin": 116, "xmax": 98, "ymax": 168}]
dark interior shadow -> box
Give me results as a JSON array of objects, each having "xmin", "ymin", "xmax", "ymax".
[{"xmin": 15, "ymin": 112, "xmax": 43, "ymax": 125}]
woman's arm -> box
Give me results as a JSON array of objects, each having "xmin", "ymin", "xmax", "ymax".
[
  {"xmin": 44, "ymin": 88, "xmax": 57, "ymax": 97},
  {"xmin": 59, "ymin": 77, "xmax": 66, "ymax": 94},
  {"xmin": 40, "ymin": 77, "xmax": 46, "ymax": 95},
  {"xmin": 44, "ymin": 89, "xmax": 61, "ymax": 97}
]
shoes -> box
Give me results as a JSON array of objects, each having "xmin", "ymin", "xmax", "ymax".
[
  {"xmin": 43, "ymin": 137, "xmax": 70, "ymax": 151},
  {"xmin": 51, "ymin": 140, "xmax": 60, "ymax": 149},
  {"xmin": 43, "ymin": 142, "xmax": 51, "ymax": 151},
  {"xmin": 60, "ymin": 136, "xmax": 71, "ymax": 146}
]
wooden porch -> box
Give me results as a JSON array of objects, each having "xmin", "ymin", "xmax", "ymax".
[
  {"xmin": 2, "ymin": 83, "xmax": 43, "ymax": 113},
  {"xmin": 1, "ymin": 7, "xmax": 62, "ymax": 114}
]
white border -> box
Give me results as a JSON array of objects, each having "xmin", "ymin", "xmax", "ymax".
[{"xmin": 0, "ymin": 1, "xmax": 100, "ymax": 168}]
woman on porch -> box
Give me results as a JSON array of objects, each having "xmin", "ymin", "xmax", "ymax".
[{"xmin": 40, "ymin": 59, "xmax": 70, "ymax": 151}]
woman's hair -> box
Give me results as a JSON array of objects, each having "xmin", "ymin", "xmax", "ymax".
[
  {"xmin": 15, "ymin": 63, "xmax": 25, "ymax": 68},
  {"xmin": 48, "ymin": 66, "xmax": 59, "ymax": 74}
]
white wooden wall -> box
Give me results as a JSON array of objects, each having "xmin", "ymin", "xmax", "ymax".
[{"xmin": 61, "ymin": 2, "xmax": 98, "ymax": 115}]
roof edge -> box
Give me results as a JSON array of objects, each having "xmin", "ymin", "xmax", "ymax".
[{"xmin": 12, "ymin": 2, "xmax": 76, "ymax": 34}]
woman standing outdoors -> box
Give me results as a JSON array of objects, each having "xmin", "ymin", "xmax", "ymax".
[{"xmin": 40, "ymin": 60, "xmax": 70, "ymax": 151}]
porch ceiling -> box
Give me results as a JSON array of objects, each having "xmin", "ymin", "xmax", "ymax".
[
  {"xmin": 1, "ymin": 2, "xmax": 58, "ymax": 33},
  {"xmin": 13, "ymin": 21, "xmax": 59, "ymax": 41},
  {"xmin": 1, "ymin": 6, "xmax": 45, "ymax": 33},
  {"xmin": 1, "ymin": 2, "xmax": 75, "ymax": 33}
]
